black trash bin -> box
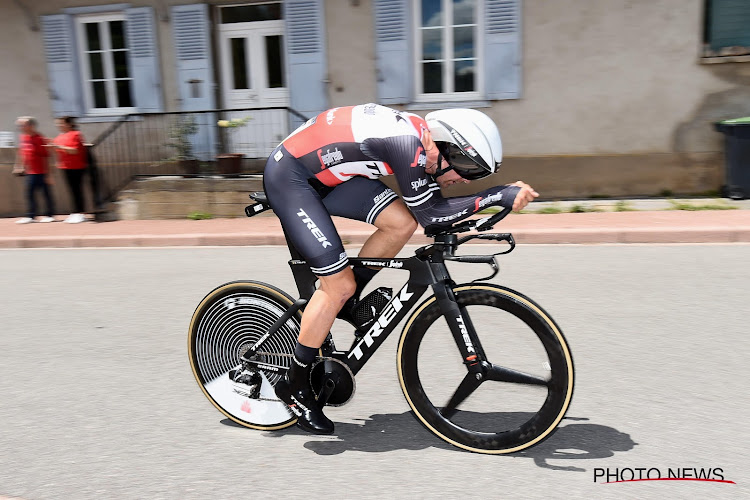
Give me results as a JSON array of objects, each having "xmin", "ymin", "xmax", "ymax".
[{"xmin": 715, "ymin": 117, "xmax": 750, "ymax": 200}]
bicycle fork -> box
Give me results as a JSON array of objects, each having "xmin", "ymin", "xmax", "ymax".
[{"xmin": 432, "ymin": 282, "xmax": 490, "ymax": 417}]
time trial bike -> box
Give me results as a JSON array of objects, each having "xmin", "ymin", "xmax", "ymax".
[{"xmin": 188, "ymin": 193, "xmax": 574, "ymax": 454}]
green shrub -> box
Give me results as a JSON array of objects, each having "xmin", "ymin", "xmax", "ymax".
[
  {"xmin": 667, "ymin": 200, "xmax": 737, "ymax": 211},
  {"xmin": 568, "ymin": 204, "xmax": 602, "ymax": 213},
  {"xmin": 536, "ymin": 205, "xmax": 564, "ymax": 214},
  {"xmin": 613, "ymin": 201, "xmax": 636, "ymax": 212},
  {"xmin": 188, "ymin": 212, "xmax": 213, "ymax": 220}
]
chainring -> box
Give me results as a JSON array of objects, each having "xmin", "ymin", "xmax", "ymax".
[{"xmin": 310, "ymin": 358, "xmax": 356, "ymax": 407}]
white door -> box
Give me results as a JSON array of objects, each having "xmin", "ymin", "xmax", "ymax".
[{"xmin": 218, "ymin": 11, "xmax": 289, "ymax": 157}]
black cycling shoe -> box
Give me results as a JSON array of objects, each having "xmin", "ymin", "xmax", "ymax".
[{"xmin": 275, "ymin": 377, "xmax": 334, "ymax": 435}]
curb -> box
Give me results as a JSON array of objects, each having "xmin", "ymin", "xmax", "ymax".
[
  {"xmin": 2, "ymin": 210, "xmax": 750, "ymax": 248},
  {"xmin": 2, "ymin": 227, "xmax": 750, "ymax": 248}
]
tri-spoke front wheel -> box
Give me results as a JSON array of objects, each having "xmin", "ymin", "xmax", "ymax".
[{"xmin": 397, "ymin": 284, "xmax": 574, "ymax": 454}]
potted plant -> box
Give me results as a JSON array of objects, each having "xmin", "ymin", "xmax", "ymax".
[
  {"xmin": 166, "ymin": 115, "xmax": 200, "ymax": 175},
  {"xmin": 217, "ymin": 116, "xmax": 251, "ymax": 175}
]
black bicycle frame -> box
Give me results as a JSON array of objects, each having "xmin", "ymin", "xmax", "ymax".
[{"xmin": 284, "ymin": 234, "xmax": 490, "ymax": 376}]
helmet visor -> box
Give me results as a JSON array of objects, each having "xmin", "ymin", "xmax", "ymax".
[{"xmin": 436, "ymin": 142, "xmax": 493, "ymax": 180}]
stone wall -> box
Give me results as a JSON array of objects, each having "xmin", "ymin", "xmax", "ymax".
[
  {"xmin": 113, "ymin": 176, "xmax": 265, "ymax": 220},
  {"xmin": 97, "ymin": 151, "xmax": 726, "ymax": 221}
]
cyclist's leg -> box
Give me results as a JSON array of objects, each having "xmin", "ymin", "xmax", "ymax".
[
  {"xmin": 323, "ymin": 176, "xmax": 416, "ymax": 258},
  {"xmin": 263, "ymin": 148, "xmax": 356, "ymax": 433},
  {"xmin": 323, "ymin": 177, "xmax": 417, "ymax": 297},
  {"xmin": 361, "ymin": 199, "xmax": 418, "ymax": 258}
]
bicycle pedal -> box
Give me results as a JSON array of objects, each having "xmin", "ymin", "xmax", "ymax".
[{"xmin": 229, "ymin": 367, "xmax": 262, "ymax": 399}]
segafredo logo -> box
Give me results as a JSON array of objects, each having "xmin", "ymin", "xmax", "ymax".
[
  {"xmin": 296, "ymin": 208, "xmax": 332, "ymax": 248},
  {"xmin": 410, "ymin": 148, "xmax": 427, "ymax": 168},
  {"xmin": 475, "ymin": 192, "xmax": 503, "ymax": 211},
  {"xmin": 348, "ymin": 285, "xmax": 414, "ymax": 360},
  {"xmin": 318, "ymin": 147, "xmax": 344, "ymax": 168}
]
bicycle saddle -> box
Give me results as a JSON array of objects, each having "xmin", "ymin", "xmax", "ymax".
[{"xmin": 250, "ymin": 191, "xmax": 268, "ymax": 203}]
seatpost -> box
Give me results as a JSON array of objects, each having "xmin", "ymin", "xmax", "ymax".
[{"xmin": 433, "ymin": 234, "xmax": 458, "ymax": 259}]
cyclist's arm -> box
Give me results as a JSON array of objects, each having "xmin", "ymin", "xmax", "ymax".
[{"xmin": 364, "ymin": 135, "xmax": 521, "ymax": 227}]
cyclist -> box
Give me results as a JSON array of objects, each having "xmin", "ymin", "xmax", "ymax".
[{"xmin": 251, "ymin": 104, "xmax": 538, "ymax": 434}]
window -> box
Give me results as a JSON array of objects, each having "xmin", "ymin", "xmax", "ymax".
[
  {"xmin": 76, "ymin": 14, "xmax": 135, "ymax": 114},
  {"xmin": 415, "ymin": 0, "xmax": 483, "ymax": 101},
  {"xmin": 703, "ymin": 0, "xmax": 750, "ymax": 59},
  {"xmin": 414, "ymin": 0, "xmax": 481, "ymax": 100},
  {"xmin": 220, "ymin": 2, "xmax": 283, "ymax": 23},
  {"xmin": 41, "ymin": 7, "xmax": 162, "ymax": 118},
  {"xmin": 375, "ymin": 0, "xmax": 520, "ymax": 105}
]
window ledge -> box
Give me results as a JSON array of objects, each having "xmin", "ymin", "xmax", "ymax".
[
  {"xmin": 700, "ymin": 54, "xmax": 750, "ymax": 64},
  {"xmin": 405, "ymin": 100, "xmax": 492, "ymax": 111},
  {"xmin": 77, "ymin": 115, "xmax": 141, "ymax": 124}
]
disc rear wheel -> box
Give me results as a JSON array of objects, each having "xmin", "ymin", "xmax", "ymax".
[{"xmin": 188, "ymin": 281, "xmax": 300, "ymax": 430}]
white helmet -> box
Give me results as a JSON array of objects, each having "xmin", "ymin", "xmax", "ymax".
[{"xmin": 425, "ymin": 108, "xmax": 503, "ymax": 180}]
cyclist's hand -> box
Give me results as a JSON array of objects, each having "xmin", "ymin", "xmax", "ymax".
[{"xmin": 511, "ymin": 181, "xmax": 539, "ymax": 212}]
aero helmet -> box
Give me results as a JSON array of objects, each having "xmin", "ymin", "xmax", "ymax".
[{"xmin": 425, "ymin": 108, "xmax": 502, "ymax": 180}]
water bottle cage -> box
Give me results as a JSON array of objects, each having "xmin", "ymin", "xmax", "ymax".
[{"xmin": 350, "ymin": 287, "xmax": 393, "ymax": 331}]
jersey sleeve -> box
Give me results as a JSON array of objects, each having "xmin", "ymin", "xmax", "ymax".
[{"xmin": 364, "ymin": 135, "xmax": 521, "ymax": 228}]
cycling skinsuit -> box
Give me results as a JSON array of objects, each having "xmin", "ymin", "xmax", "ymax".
[{"xmin": 263, "ymin": 103, "xmax": 520, "ymax": 276}]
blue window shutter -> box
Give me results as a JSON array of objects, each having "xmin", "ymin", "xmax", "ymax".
[
  {"xmin": 373, "ymin": 0, "xmax": 412, "ymax": 105},
  {"xmin": 284, "ymin": 0, "xmax": 328, "ymax": 119},
  {"xmin": 171, "ymin": 3, "xmax": 216, "ymax": 111},
  {"xmin": 40, "ymin": 14, "xmax": 83, "ymax": 116},
  {"xmin": 484, "ymin": 0, "xmax": 522, "ymax": 100},
  {"xmin": 707, "ymin": 0, "xmax": 750, "ymax": 51},
  {"xmin": 126, "ymin": 7, "xmax": 163, "ymax": 112}
]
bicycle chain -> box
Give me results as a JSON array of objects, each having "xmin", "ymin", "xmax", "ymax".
[{"xmin": 237, "ymin": 352, "xmax": 337, "ymax": 404}]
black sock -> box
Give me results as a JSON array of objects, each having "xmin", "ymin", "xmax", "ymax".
[
  {"xmin": 293, "ymin": 342, "xmax": 317, "ymax": 365},
  {"xmin": 289, "ymin": 342, "xmax": 317, "ymax": 391}
]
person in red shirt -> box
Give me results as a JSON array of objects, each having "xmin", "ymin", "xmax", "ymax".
[
  {"xmin": 13, "ymin": 116, "xmax": 55, "ymax": 224},
  {"xmin": 52, "ymin": 116, "xmax": 88, "ymax": 223}
]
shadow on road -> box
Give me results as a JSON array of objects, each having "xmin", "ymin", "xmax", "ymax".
[{"xmin": 225, "ymin": 412, "xmax": 636, "ymax": 472}]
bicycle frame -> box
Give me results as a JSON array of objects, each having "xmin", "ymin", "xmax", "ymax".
[{"xmin": 282, "ymin": 232, "xmax": 509, "ymax": 376}]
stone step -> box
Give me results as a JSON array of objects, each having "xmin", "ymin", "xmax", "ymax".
[{"xmin": 114, "ymin": 175, "xmax": 265, "ymax": 220}]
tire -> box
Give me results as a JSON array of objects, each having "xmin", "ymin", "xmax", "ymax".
[
  {"xmin": 397, "ymin": 284, "xmax": 574, "ymax": 454},
  {"xmin": 188, "ymin": 281, "xmax": 300, "ymax": 430}
]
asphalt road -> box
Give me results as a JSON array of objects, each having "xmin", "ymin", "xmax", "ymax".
[{"xmin": 1, "ymin": 244, "xmax": 748, "ymax": 499}]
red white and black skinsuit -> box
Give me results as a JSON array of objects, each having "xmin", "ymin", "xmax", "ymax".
[{"xmin": 263, "ymin": 103, "xmax": 520, "ymax": 276}]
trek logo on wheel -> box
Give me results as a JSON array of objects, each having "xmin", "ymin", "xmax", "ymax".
[
  {"xmin": 456, "ymin": 316, "xmax": 475, "ymax": 353},
  {"xmin": 348, "ymin": 285, "xmax": 414, "ymax": 360},
  {"xmin": 297, "ymin": 209, "xmax": 333, "ymax": 248}
]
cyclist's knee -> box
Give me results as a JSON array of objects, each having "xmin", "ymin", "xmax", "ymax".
[
  {"xmin": 318, "ymin": 267, "xmax": 356, "ymax": 307},
  {"xmin": 375, "ymin": 201, "xmax": 417, "ymax": 237}
]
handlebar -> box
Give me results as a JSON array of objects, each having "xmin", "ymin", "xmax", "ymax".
[{"xmin": 424, "ymin": 208, "xmax": 512, "ymax": 237}]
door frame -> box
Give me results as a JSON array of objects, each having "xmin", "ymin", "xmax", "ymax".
[{"xmin": 217, "ymin": 19, "xmax": 290, "ymax": 109}]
